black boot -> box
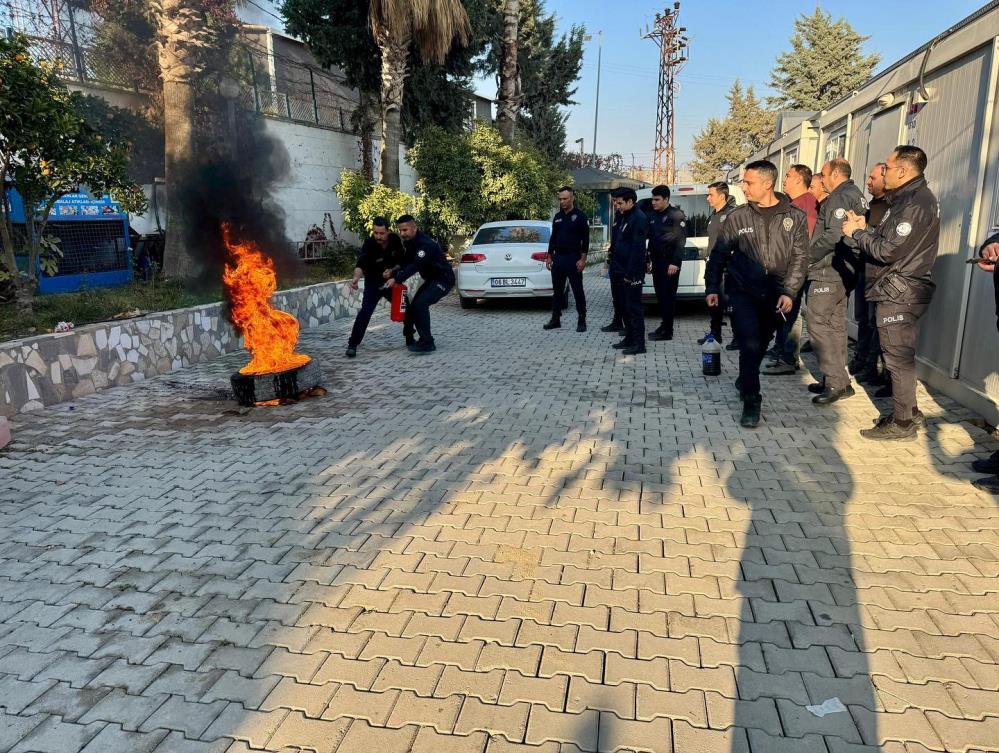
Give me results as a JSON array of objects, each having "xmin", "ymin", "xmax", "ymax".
[
  {"xmin": 601, "ymin": 321, "xmax": 624, "ymax": 333},
  {"xmin": 612, "ymin": 339, "xmax": 632, "ymax": 350},
  {"xmin": 543, "ymin": 319, "xmax": 561, "ymax": 330},
  {"xmin": 740, "ymin": 396, "xmax": 762, "ymax": 428},
  {"xmin": 576, "ymin": 319, "xmax": 587, "ymax": 332}
]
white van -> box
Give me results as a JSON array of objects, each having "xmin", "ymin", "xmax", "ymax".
[{"xmin": 635, "ymin": 183, "xmax": 745, "ymax": 301}]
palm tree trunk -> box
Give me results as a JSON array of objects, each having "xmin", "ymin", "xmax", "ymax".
[
  {"xmin": 496, "ymin": 0, "xmax": 519, "ymax": 143},
  {"xmin": 359, "ymin": 91, "xmax": 377, "ymax": 182},
  {"xmin": 377, "ymin": 36, "xmax": 409, "ymax": 189},
  {"xmin": 156, "ymin": 0, "xmax": 201, "ymax": 280}
]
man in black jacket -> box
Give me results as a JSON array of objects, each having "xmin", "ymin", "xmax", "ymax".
[
  {"xmin": 972, "ymin": 232, "xmax": 998, "ymax": 494},
  {"xmin": 345, "ymin": 217, "xmax": 407, "ymax": 358},
  {"xmin": 706, "ymin": 160, "xmax": 809, "ymax": 428},
  {"xmin": 608, "ymin": 187, "xmax": 649, "ymax": 355},
  {"xmin": 385, "ymin": 215, "xmax": 455, "ymax": 355},
  {"xmin": 852, "ymin": 162, "xmax": 890, "ymax": 385},
  {"xmin": 543, "ymin": 186, "xmax": 589, "ymax": 332},
  {"xmin": 646, "ymin": 184, "xmax": 687, "ymax": 341},
  {"xmin": 806, "ymin": 158, "xmax": 869, "ymax": 405},
  {"xmin": 704, "ymin": 182, "xmax": 738, "ymax": 347},
  {"xmin": 843, "ymin": 145, "xmax": 939, "ymax": 440}
]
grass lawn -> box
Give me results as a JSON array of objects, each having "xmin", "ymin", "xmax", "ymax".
[{"xmin": 0, "ymin": 263, "xmax": 345, "ymax": 344}]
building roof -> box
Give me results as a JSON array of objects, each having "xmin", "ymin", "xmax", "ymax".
[{"xmin": 570, "ymin": 167, "xmax": 645, "ymax": 191}]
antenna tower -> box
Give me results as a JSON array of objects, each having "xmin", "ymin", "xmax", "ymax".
[{"xmin": 642, "ymin": 3, "xmax": 688, "ymax": 184}]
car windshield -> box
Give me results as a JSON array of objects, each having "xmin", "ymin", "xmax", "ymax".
[
  {"xmin": 472, "ymin": 225, "xmax": 551, "ymax": 245},
  {"xmin": 638, "ymin": 195, "xmax": 712, "ymax": 239}
]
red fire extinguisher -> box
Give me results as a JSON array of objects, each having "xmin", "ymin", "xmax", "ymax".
[{"xmin": 390, "ymin": 282, "xmax": 408, "ymax": 322}]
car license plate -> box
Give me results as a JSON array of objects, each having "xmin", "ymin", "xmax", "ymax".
[{"xmin": 491, "ymin": 277, "xmax": 526, "ymax": 287}]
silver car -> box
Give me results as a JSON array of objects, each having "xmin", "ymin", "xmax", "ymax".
[{"xmin": 456, "ymin": 220, "xmax": 555, "ymax": 308}]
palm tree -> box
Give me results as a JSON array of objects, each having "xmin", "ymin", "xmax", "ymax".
[
  {"xmin": 495, "ymin": 0, "xmax": 520, "ymax": 143},
  {"xmin": 369, "ymin": 0, "xmax": 471, "ymax": 189}
]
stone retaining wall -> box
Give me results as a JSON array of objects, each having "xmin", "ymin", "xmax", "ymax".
[{"xmin": 0, "ymin": 280, "xmax": 360, "ymax": 417}]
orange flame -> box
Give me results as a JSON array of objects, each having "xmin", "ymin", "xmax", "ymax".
[{"xmin": 221, "ymin": 223, "xmax": 310, "ymax": 376}]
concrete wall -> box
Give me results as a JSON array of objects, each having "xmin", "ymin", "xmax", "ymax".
[{"xmin": 0, "ymin": 281, "xmax": 361, "ymax": 418}]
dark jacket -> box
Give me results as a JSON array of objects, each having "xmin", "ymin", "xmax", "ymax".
[
  {"xmin": 707, "ymin": 197, "xmax": 737, "ymax": 254},
  {"xmin": 866, "ymin": 195, "xmax": 889, "ymax": 228},
  {"xmin": 357, "ymin": 233, "xmax": 406, "ymax": 282},
  {"xmin": 981, "ymin": 232, "xmax": 999, "ymax": 325},
  {"xmin": 548, "ymin": 207, "xmax": 589, "ymax": 257},
  {"xmin": 395, "ymin": 231, "xmax": 455, "ymax": 286},
  {"xmin": 705, "ymin": 196, "xmax": 809, "ymax": 299},
  {"xmin": 852, "ymin": 175, "xmax": 939, "ymax": 304},
  {"xmin": 608, "ymin": 206, "xmax": 649, "ymax": 281},
  {"xmin": 647, "ymin": 205, "xmax": 687, "ymax": 267},
  {"xmin": 809, "ymin": 179, "xmax": 868, "ymax": 283}
]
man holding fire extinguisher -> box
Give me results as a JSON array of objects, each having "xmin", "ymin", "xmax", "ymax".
[
  {"xmin": 345, "ymin": 216, "xmax": 408, "ymax": 358},
  {"xmin": 386, "ymin": 215, "xmax": 456, "ymax": 355}
]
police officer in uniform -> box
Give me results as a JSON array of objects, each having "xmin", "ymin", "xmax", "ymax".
[
  {"xmin": 852, "ymin": 162, "xmax": 890, "ymax": 385},
  {"xmin": 706, "ymin": 160, "xmax": 808, "ymax": 428},
  {"xmin": 608, "ymin": 187, "xmax": 649, "ymax": 355},
  {"xmin": 971, "ymin": 233, "xmax": 999, "ymax": 493},
  {"xmin": 806, "ymin": 158, "xmax": 869, "ymax": 404},
  {"xmin": 543, "ymin": 186, "xmax": 589, "ymax": 332},
  {"xmin": 703, "ymin": 181, "xmax": 738, "ymax": 347},
  {"xmin": 345, "ymin": 216, "xmax": 407, "ymax": 358},
  {"xmin": 385, "ymin": 215, "xmax": 455, "ymax": 355},
  {"xmin": 842, "ymin": 145, "xmax": 939, "ymax": 440},
  {"xmin": 646, "ymin": 185, "xmax": 687, "ymax": 341}
]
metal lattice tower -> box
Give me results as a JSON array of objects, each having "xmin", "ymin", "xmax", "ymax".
[{"xmin": 642, "ymin": 3, "xmax": 688, "ymax": 185}]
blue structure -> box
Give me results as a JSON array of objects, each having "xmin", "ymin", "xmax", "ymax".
[{"xmin": 6, "ymin": 188, "xmax": 132, "ymax": 294}]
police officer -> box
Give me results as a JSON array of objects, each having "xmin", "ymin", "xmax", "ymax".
[
  {"xmin": 543, "ymin": 186, "xmax": 589, "ymax": 332},
  {"xmin": 852, "ymin": 162, "xmax": 890, "ymax": 385},
  {"xmin": 703, "ymin": 181, "xmax": 738, "ymax": 347},
  {"xmin": 805, "ymin": 158, "xmax": 869, "ymax": 405},
  {"xmin": 608, "ymin": 187, "xmax": 649, "ymax": 355},
  {"xmin": 842, "ymin": 145, "xmax": 939, "ymax": 440},
  {"xmin": 646, "ymin": 185, "xmax": 687, "ymax": 341},
  {"xmin": 385, "ymin": 215, "xmax": 455, "ymax": 355},
  {"xmin": 345, "ymin": 216, "xmax": 407, "ymax": 358},
  {"xmin": 706, "ymin": 160, "xmax": 808, "ymax": 428},
  {"xmin": 971, "ymin": 233, "xmax": 998, "ymax": 493}
]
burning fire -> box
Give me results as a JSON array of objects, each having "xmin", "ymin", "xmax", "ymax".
[{"xmin": 221, "ymin": 223, "xmax": 311, "ymax": 376}]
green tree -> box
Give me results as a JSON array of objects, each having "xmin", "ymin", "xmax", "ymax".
[
  {"xmin": 768, "ymin": 8, "xmax": 880, "ymax": 111},
  {"xmin": 690, "ymin": 80, "xmax": 775, "ymax": 183},
  {"xmin": 0, "ymin": 35, "xmax": 146, "ymax": 316},
  {"xmin": 409, "ymin": 121, "xmax": 566, "ymax": 236}
]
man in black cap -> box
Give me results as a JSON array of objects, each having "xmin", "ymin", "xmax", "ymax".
[
  {"xmin": 385, "ymin": 215, "xmax": 455, "ymax": 355},
  {"xmin": 345, "ymin": 216, "xmax": 407, "ymax": 358}
]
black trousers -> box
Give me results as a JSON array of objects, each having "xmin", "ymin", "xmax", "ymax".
[
  {"xmin": 623, "ymin": 278, "xmax": 645, "ymax": 346},
  {"xmin": 650, "ymin": 259, "xmax": 680, "ymax": 335},
  {"xmin": 348, "ymin": 283, "xmax": 392, "ymax": 348},
  {"xmin": 729, "ymin": 290, "xmax": 781, "ymax": 399},
  {"xmin": 405, "ymin": 279, "xmax": 452, "ymax": 345},
  {"xmin": 876, "ymin": 300, "xmax": 928, "ymax": 421},
  {"xmin": 609, "ymin": 273, "xmax": 625, "ymax": 326},
  {"xmin": 807, "ymin": 277, "xmax": 852, "ymax": 391},
  {"xmin": 551, "ymin": 254, "xmax": 586, "ymax": 320},
  {"xmin": 855, "ymin": 274, "xmax": 882, "ymax": 370}
]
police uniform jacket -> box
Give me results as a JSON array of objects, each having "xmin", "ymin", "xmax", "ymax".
[
  {"xmin": 706, "ymin": 197, "xmax": 737, "ymax": 253},
  {"xmin": 647, "ymin": 205, "xmax": 687, "ymax": 267},
  {"xmin": 809, "ymin": 179, "xmax": 867, "ymax": 282},
  {"xmin": 608, "ymin": 207, "xmax": 649, "ymax": 281},
  {"xmin": 357, "ymin": 233, "xmax": 406, "ymax": 283},
  {"xmin": 705, "ymin": 196, "xmax": 809, "ymax": 299},
  {"xmin": 981, "ymin": 231, "xmax": 999, "ymax": 326},
  {"xmin": 851, "ymin": 175, "xmax": 939, "ymax": 304},
  {"xmin": 548, "ymin": 207, "xmax": 589, "ymax": 257},
  {"xmin": 395, "ymin": 231, "xmax": 455, "ymax": 286},
  {"xmin": 866, "ymin": 195, "xmax": 889, "ymax": 228}
]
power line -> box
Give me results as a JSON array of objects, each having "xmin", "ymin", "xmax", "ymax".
[
  {"xmin": 242, "ymin": 0, "xmax": 285, "ymax": 26},
  {"xmin": 642, "ymin": 3, "xmax": 688, "ymax": 185}
]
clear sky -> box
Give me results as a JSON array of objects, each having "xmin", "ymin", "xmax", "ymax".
[{"xmin": 240, "ymin": 0, "xmax": 989, "ymax": 171}]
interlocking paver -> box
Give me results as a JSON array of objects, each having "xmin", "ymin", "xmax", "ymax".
[{"xmin": 2, "ymin": 275, "xmax": 998, "ymax": 753}]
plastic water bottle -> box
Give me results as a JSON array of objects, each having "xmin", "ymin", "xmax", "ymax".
[{"xmin": 702, "ymin": 333, "xmax": 721, "ymax": 376}]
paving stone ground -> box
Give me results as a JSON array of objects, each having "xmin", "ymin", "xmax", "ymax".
[{"xmin": 1, "ymin": 272, "xmax": 998, "ymax": 753}]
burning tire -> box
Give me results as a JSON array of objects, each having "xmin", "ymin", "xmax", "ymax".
[{"xmin": 230, "ymin": 358, "xmax": 322, "ymax": 406}]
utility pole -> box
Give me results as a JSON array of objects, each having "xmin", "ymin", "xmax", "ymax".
[
  {"xmin": 642, "ymin": 3, "xmax": 688, "ymax": 185},
  {"xmin": 591, "ymin": 30, "xmax": 602, "ymax": 167}
]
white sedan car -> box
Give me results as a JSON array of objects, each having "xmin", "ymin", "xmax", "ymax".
[{"xmin": 456, "ymin": 220, "xmax": 556, "ymax": 308}]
